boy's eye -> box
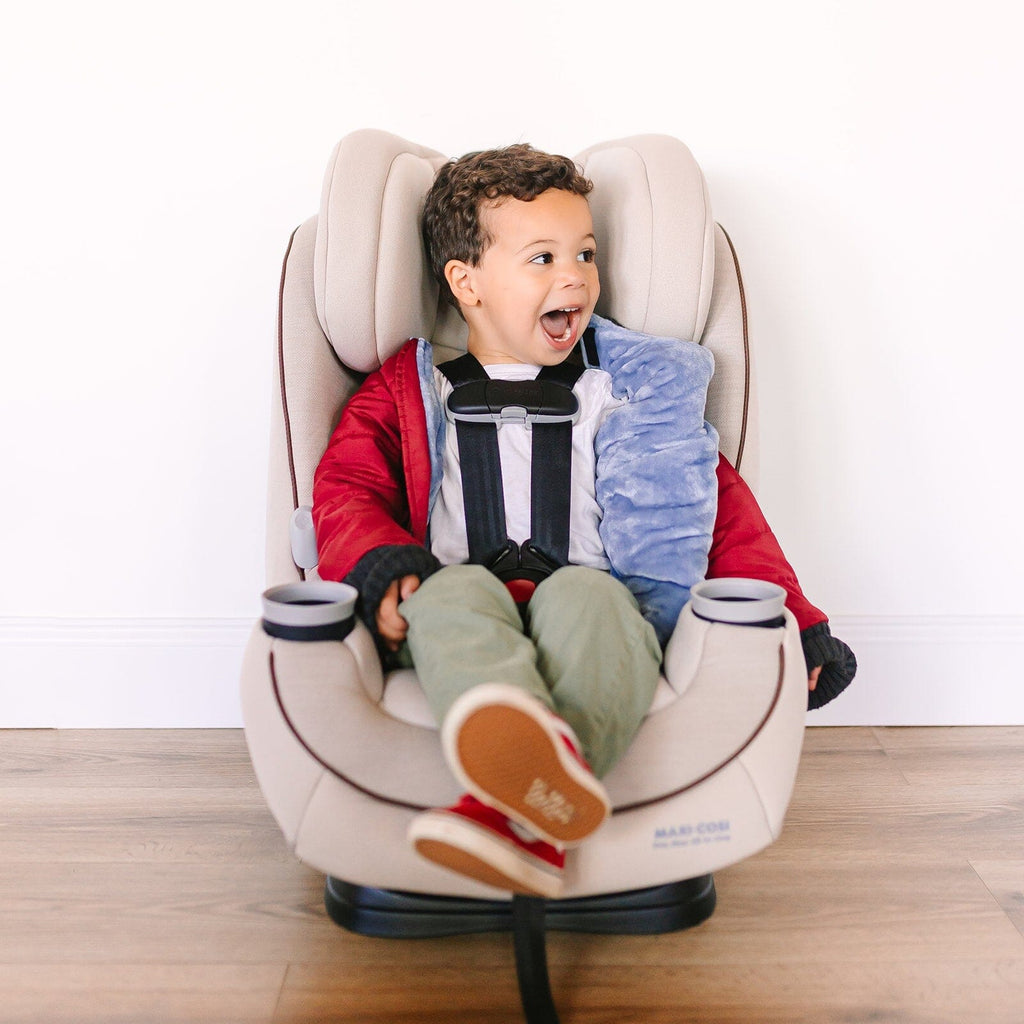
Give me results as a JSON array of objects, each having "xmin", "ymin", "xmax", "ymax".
[
  {"xmin": 529, "ymin": 252, "xmax": 554, "ymax": 265},
  {"xmin": 578, "ymin": 249, "xmax": 596, "ymax": 263}
]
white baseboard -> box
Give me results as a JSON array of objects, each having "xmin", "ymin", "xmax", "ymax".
[
  {"xmin": 809, "ymin": 615, "xmax": 1024, "ymax": 725},
  {"xmin": 1, "ymin": 615, "xmax": 1021, "ymax": 728},
  {"xmin": 0, "ymin": 617, "xmax": 254, "ymax": 728}
]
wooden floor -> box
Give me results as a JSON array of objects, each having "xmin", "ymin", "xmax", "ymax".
[{"xmin": 1, "ymin": 727, "xmax": 1022, "ymax": 1023}]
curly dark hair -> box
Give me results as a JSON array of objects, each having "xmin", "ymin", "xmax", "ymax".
[{"xmin": 422, "ymin": 144, "xmax": 593, "ymax": 310}]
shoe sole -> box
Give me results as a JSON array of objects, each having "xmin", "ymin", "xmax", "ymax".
[
  {"xmin": 442, "ymin": 684, "xmax": 610, "ymax": 847},
  {"xmin": 408, "ymin": 810, "xmax": 563, "ymax": 899}
]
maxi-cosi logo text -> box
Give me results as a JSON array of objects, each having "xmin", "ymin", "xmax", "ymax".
[{"xmin": 653, "ymin": 819, "xmax": 731, "ymax": 849}]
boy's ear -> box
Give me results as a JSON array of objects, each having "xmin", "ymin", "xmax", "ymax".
[{"xmin": 444, "ymin": 260, "xmax": 480, "ymax": 309}]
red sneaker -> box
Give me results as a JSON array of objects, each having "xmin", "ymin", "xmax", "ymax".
[
  {"xmin": 441, "ymin": 683, "xmax": 610, "ymax": 847},
  {"xmin": 408, "ymin": 795, "xmax": 565, "ymax": 898}
]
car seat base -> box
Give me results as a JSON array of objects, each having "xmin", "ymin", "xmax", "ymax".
[
  {"xmin": 324, "ymin": 873, "xmax": 716, "ymax": 938},
  {"xmin": 325, "ymin": 876, "xmax": 716, "ymax": 1024}
]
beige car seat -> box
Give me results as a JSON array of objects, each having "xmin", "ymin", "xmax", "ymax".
[{"xmin": 240, "ymin": 130, "xmax": 807, "ymax": 1024}]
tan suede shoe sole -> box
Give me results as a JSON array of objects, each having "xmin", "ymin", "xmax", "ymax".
[{"xmin": 442, "ymin": 683, "xmax": 610, "ymax": 846}]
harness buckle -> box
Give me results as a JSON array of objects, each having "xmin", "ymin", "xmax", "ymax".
[{"xmin": 485, "ymin": 539, "xmax": 563, "ymax": 585}]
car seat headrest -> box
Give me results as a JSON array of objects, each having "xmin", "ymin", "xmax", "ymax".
[
  {"xmin": 576, "ymin": 135, "xmax": 715, "ymax": 347},
  {"xmin": 313, "ymin": 130, "xmax": 449, "ymax": 374},
  {"xmin": 314, "ymin": 130, "xmax": 715, "ymax": 374}
]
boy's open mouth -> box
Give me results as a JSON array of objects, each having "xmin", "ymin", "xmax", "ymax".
[{"xmin": 540, "ymin": 307, "xmax": 582, "ymax": 346}]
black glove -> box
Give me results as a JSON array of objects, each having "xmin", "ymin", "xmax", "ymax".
[
  {"xmin": 800, "ymin": 621, "xmax": 857, "ymax": 710},
  {"xmin": 344, "ymin": 544, "xmax": 442, "ymax": 645}
]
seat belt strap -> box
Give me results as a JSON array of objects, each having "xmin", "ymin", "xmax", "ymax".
[
  {"xmin": 455, "ymin": 420, "xmax": 508, "ymax": 565},
  {"xmin": 529, "ymin": 417, "xmax": 573, "ymax": 566},
  {"xmin": 439, "ymin": 353, "xmax": 509, "ymax": 565}
]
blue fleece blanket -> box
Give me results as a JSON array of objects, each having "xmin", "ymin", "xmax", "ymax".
[{"xmin": 589, "ymin": 315, "xmax": 718, "ymax": 645}]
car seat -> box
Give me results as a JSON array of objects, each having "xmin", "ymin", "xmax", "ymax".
[{"xmin": 240, "ymin": 130, "xmax": 808, "ymax": 1024}]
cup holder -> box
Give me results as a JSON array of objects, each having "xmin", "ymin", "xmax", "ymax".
[
  {"xmin": 261, "ymin": 581, "xmax": 359, "ymax": 642},
  {"xmin": 689, "ymin": 578, "xmax": 787, "ymax": 627}
]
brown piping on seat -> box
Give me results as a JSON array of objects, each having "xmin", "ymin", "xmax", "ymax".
[
  {"xmin": 269, "ymin": 648, "xmax": 427, "ymax": 813},
  {"xmin": 716, "ymin": 225, "xmax": 750, "ymax": 475},
  {"xmin": 277, "ymin": 227, "xmax": 304, "ymax": 582},
  {"xmin": 612, "ymin": 643, "xmax": 786, "ymax": 815}
]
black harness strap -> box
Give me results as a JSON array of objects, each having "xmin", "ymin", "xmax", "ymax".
[
  {"xmin": 437, "ymin": 353, "xmax": 509, "ymax": 566},
  {"xmin": 438, "ymin": 348, "xmax": 589, "ymax": 583},
  {"xmin": 527, "ymin": 360, "xmax": 582, "ymax": 567},
  {"xmin": 456, "ymin": 417, "xmax": 507, "ymax": 565}
]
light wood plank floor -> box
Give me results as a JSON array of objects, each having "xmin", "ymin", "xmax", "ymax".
[{"xmin": 1, "ymin": 727, "xmax": 1022, "ymax": 1023}]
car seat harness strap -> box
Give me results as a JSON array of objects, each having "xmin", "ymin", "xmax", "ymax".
[{"xmin": 439, "ymin": 331, "xmax": 597, "ymax": 600}]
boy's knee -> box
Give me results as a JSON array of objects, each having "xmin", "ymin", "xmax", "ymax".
[
  {"xmin": 426, "ymin": 563, "xmax": 495, "ymax": 591},
  {"xmin": 405, "ymin": 563, "xmax": 517, "ymax": 618},
  {"xmin": 532, "ymin": 566, "xmax": 639, "ymax": 619}
]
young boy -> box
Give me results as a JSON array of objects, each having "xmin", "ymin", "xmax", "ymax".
[{"xmin": 312, "ymin": 145, "xmax": 855, "ymax": 898}]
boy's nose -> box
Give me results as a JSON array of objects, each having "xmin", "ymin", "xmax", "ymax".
[{"xmin": 559, "ymin": 261, "xmax": 588, "ymax": 287}]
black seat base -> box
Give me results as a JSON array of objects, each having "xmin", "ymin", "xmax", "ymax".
[
  {"xmin": 325, "ymin": 877, "xmax": 715, "ymax": 1024},
  {"xmin": 324, "ymin": 874, "xmax": 716, "ymax": 938}
]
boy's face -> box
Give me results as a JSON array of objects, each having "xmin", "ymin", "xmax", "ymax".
[{"xmin": 446, "ymin": 188, "xmax": 600, "ymax": 366}]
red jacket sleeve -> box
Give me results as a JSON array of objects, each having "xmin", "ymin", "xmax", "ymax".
[
  {"xmin": 708, "ymin": 455, "xmax": 827, "ymax": 631},
  {"xmin": 312, "ymin": 340, "xmax": 431, "ymax": 582}
]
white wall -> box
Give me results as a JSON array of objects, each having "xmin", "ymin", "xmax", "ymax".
[{"xmin": 2, "ymin": 0, "xmax": 1022, "ymax": 726}]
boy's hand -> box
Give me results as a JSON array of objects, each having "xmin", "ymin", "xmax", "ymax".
[
  {"xmin": 808, "ymin": 665, "xmax": 822, "ymax": 692},
  {"xmin": 376, "ymin": 574, "xmax": 421, "ymax": 651}
]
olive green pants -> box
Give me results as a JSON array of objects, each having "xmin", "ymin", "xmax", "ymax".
[{"xmin": 401, "ymin": 563, "xmax": 662, "ymax": 778}]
